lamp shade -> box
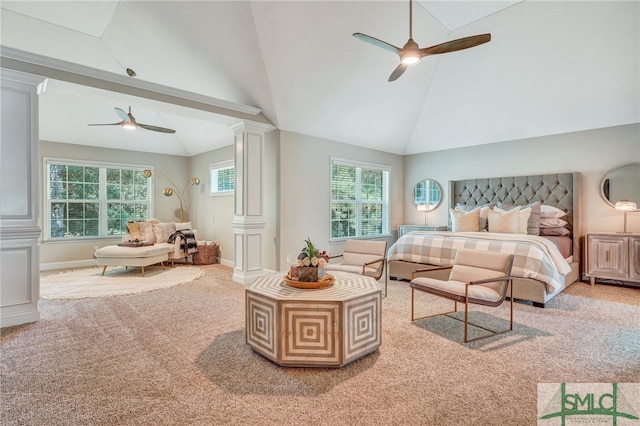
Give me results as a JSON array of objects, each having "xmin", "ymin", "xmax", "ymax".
[{"xmin": 615, "ymin": 199, "xmax": 637, "ymax": 211}]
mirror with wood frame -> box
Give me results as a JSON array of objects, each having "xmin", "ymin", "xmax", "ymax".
[{"xmin": 601, "ymin": 163, "xmax": 640, "ymax": 207}]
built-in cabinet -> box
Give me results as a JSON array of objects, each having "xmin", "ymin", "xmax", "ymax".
[
  {"xmin": 1, "ymin": 69, "xmax": 43, "ymax": 327},
  {"xmin": 585, "ymin": 232, "xmax": 640, "ymax": 287}
]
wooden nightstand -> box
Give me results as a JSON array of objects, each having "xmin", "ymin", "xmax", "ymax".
[
  {"xmin": 398, "ymin": 225, "xmax": 448, "ymax": 238},
  {"xmin": 585, "ymin": 232, "xmax": 640, "ymax": 286}
]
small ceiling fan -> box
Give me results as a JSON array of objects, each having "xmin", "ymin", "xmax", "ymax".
[
  {"xmin": 354, "ymin": 0, "xmax": 491, "ymax": 82},
  {"xmin": 88, "ymin": 106, "xmax": 176, "ymax": 134}
]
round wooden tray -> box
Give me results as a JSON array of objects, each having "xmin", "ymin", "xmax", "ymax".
[{"xmin": 283, "ymin": 273, "xmax": 335, "ymax": 289}]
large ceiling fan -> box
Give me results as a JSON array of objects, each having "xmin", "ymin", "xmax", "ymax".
[
  {"xmin": 354, "ymin": 0, "xmax": 491, "ymax": 82},
  {"xmin": 88, "ymin": 106, "xmax": 176, "ymax": 134}
]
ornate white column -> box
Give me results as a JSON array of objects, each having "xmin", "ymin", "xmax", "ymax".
[
  {"xmin": 1, "ymin": 69, "xmax": 44, "ymax": 327},
  {"xmin": 231, "ymin": 121, "xmax": 271, "ymax": 284}
]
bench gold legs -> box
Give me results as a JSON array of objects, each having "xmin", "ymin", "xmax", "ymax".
[{"xmin": 101, "ymin": 261, "xmax": 166, "ymax": 277}]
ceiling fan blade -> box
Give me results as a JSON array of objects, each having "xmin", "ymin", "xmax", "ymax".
[
  {"xmin": 137, "ymin": 123, "xmax": 176, "ymax": 134},
  {"xmin": 88, "ymin": 122, "xmax": 124, "ymax": 127},
  {"xmin": 114, "ymin": 107, "xmax": 130, "ymax": 122},
  {"xmin": 353, "ymin": 33, "xmax": 401, "ymax": 56},
  {"xmin": 388, "ymin": 64, "xmax": 408, "ymax": 82},
  {"xmin": 420, "ymin": 33, "xmax": 491, "ymax": 56}
]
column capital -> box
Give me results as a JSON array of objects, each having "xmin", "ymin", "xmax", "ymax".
[{"xmin": 230, "ymin": 120, "xmax": 274, "ymax": 135}]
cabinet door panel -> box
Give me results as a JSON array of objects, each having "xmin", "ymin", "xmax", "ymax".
[
  {"xmin": 630, "ymin": 237, "xmax": 640, "ymax": 281},
  {"xmin": 587, "ymin": 235, "xmax": 627, "ymax": 278}
]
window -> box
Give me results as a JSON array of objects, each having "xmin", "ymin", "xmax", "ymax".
[
  {"xmin": 330, "ymin": 158, "xmax": 390, "ymax": 240},
  {"xmin": 210, "ymin": 160, "xmax": 234, "ymax": 195},
  {"xmin": 45, "ymin": 158, "xmax": 151, "ymax": 240}
]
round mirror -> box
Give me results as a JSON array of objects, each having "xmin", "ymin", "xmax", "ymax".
[
  {"xmin": 414, "ymin": 179, "xmax": 442, "ymax": 211},
  {"xmin": 601, "ymin": 163, "xmax": 640, "ymax": 207}
]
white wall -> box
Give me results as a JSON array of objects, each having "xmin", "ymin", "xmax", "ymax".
[
  {"xmin": 403, "ymin": 123, "xmax": 640, "ymax": 235},
  {"xmin": 278, "ymin": 131, "xmax": 404, "ymax": 272}
]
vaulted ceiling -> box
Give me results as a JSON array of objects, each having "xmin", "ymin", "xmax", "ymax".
[{"xmin": 1, "ymin": 1, "xmax": 638, "ymax": 156}]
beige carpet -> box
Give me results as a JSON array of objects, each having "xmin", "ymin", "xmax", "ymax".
[
  {"xmin": 40, "ymin": 265, "xmax": 204, "ymax": 299},
  {"xmin": 1, "ymin": 264, "xmax": 639, "ymax": 425}
]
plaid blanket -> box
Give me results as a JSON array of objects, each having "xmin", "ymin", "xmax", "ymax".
[
  {"xmin": 387, "ymin": 231, "xmax": 571, "ymax": 291},
  {"xmin": 168, "ymin": 230, "xmax": 198, "ymax": 255}
]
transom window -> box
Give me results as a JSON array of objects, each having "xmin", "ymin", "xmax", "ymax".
[
  {"xmin": 330, "ymin": 158, "xmax": 390, "ymax": 240},
  {"xmin": 210, "ymin": 160, "xmax": 235, "ymax": 196},
  {"xmin": 45, "ymin": 158, "xmax": 151, "ymax": 240}
]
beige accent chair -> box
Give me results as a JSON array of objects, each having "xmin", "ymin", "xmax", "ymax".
[
  {"xmin": 326, "ymin": 239, "xmax": 388, "ymax": 296},
  {"xmin": 410, "ymin": 249, "xmax": 514, "ymax": 343}
]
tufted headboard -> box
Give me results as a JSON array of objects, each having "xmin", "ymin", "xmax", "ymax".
[{"xmin": 449, "ymin": 172, "xmax": 582, "ymax": 261}]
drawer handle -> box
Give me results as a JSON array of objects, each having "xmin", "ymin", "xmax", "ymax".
[{"xmin": 606, "ymin": 251, "xmax": 609, "ymax": 262}]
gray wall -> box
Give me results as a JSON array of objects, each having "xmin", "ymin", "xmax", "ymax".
[
  {"xmin": 278, "ymin": 131, "xmax": 404, "ymax": 272},
  {"xmin": 38, "ymin": 123, "xmax": 639, "ymax": 271},
  {"xmin": 403, "ymin": 123, "xmax": 640, "ymax": 235},
  {"xmin": 39, "ymin": 141, "xmax": 190, "ymax": 268}
]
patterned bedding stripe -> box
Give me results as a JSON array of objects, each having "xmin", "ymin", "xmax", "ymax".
[{"xmin": 387, "ymin": 232, "xmax": 572, "ymax": 291}]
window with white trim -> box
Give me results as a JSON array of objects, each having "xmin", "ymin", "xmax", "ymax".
[
  {"xmin": 45, "ymin": 158, "xmax": 151, "ymax": 240},
  {"xmin": 210, "ymin": 160, "xmax": 234, "ymax": 195},
  {"xmin": 330, "ymin": 158, "xmax": 390, "ymax": 240}
]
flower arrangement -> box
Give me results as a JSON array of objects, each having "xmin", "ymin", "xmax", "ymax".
[
  {"xmin": 297, "ymin": 237, "xmax": 329, "ymax": 268},
  {"xmin": 289, "ymin": 238, "xmax": 329, "ymax": 282}
]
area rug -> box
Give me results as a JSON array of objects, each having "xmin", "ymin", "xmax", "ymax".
[{"xmin": 40, "ymin": 265, "xmax": 204, "ymax": 299}]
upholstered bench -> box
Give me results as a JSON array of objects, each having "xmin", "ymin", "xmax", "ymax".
[{"xmin": 94, "ymin": 244, "xmax": 171, "ymax": 277}]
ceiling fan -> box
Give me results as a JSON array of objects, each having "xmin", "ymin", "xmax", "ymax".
[
  {"xmin": 88, "ymin": 106, "xmax": 176, "ymax": 134},
  {"xmin": 354, "ymin": 0, "xmax": 491, "ymax": 82}
]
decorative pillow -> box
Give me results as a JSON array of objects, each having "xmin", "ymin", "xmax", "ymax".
[
  {"xmin": 174, "ymin": 222, "xmax": 192, "ymax": 231},
  {"xmin": 138, "ymin": 222, "xmax": 156, "ymax": 243},
  {"xmin": 540, "ymin": 218, "xmax": 569, "ymax": 228},
  {"xmin": 540, "ymin": 226, "xmax": 571, "ymax": 236},
  {"xmin": 153, "ymin": 222, "xmax": 176, "ymax": 243},
  {"xmin": 487, "ymin": 207, "xmax": 521, "ymax": 234},
  {"xmin": 540, "ymin": 205, "xmax": 567, "ymax": 218},
  {"xmin": 455, "ymin": 204, "xmax": 492, "ymax": 230},
  {"xmin": 450, "ymin": 208, "xmax": 481, "ymax": 232},
  {"xmin": 494, "ymin": 206, "xmax": 531, "ymax": 234},
  {"xmin": 126, "ymin": 221, "xmax": 141, "ymax": 238},
  {"xmin": 496, "ymin": 201, "xmax": 541, "ymax": 235}
]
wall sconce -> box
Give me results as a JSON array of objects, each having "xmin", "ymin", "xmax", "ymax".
[
  {"xmin": 615, "ymin": 199, "xmax": 637, "ymax": 233},
  {"xmin": 143, "ymin": 170, "xmax": 200, "ymax": 222}
]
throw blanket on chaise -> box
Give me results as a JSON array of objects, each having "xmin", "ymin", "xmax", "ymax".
[
  {"xmin": 387, "ymin": 232, "xmax": 572, "ymax": 292},
  {"xmin": 168, "ymin": 230, "xmax": 198, "ymax": 255}
]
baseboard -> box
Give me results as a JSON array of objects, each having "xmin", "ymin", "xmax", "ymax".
[
  {"xmin": 0, "ymin": 310, "xmax": 40, "ymax": 328},
  {"xmin": 40, "ymin": 259, "xmax": 97, "ymax": 271},
  {"xmin": 41, "ymin": 258, "xmax": 253, "ymax": 272}
]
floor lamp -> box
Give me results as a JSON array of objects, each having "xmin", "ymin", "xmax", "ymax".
[{"xmin": 143, "ymin": 170, "xmax": 200, "ymax": 222}]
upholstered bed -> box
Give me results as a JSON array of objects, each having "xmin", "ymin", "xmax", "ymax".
[{"xmin": 388, "ymin": 172, "xmax": 582, "ymax": 307}]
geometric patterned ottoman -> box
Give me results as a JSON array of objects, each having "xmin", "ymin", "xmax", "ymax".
[{"xmin": 245, "ymin": 271, "xmax": 381, "ymax": 368}]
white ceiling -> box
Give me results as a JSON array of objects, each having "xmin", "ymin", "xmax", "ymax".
[{"xmin": 1, "ymin": 1, "xmax": 638, "ymax": 157}]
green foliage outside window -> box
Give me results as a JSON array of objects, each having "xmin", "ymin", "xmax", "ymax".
[
  {"xmin": 47, "ymin": 161, "xmax": 150, "ymax": 239},
  {"xmin": 331, "ymin": 161, "xmax": 389, "ymax": 239}
]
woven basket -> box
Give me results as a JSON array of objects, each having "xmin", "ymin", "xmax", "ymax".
[{"xmin": 192, "ymin": 241, "xmax": 219, "ymax": 265}]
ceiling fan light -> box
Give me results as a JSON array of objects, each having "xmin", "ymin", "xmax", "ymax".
[
  {"xmin": 122, "ymin": 122, "xmax": 136, "ymax": 130},
  {"xmin": 401, "ymin": 54, "xmax": 420, "ymax": 65}
]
